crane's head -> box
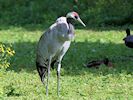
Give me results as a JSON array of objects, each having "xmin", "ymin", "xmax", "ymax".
[{"xmin": 66, "ymin": 12, "xmax": 86, "ymax": 27}]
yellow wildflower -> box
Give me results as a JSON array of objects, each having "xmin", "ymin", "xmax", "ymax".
[{"xmin": 0, "ymin": 45, "xmax": 4, "ymax": 53}]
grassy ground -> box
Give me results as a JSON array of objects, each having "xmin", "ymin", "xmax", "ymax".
[{"xmin": 0, "ymin": 26, "xmax": 133, "ymax": 100}]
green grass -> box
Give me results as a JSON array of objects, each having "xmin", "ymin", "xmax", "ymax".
[{"xmin": 0, "ymin": 26, "xmax": 133, "ymax": 100}]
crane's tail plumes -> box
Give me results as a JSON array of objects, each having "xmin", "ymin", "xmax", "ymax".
[{"xmin": 36, "ymin": 62, "xmax": 47, "ymax": 84}]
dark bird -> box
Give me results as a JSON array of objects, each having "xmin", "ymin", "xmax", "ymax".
[
  {"xmin": 85, "ymin": 58, "xmax": 113, "ymax": 68},
  {"xmin": 123, "ymin": 28, "xmax": 133, "ymax": 48},
  {"xmin": 36, "ymin": 11, "xmax": 86, "ymax": 96}
]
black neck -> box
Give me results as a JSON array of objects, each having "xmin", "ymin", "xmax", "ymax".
[
  {"xmin": 126, "ymin": 28, "xmax": 130, "ymax": 36},
  {"xmin": 67, "ymin": 18, "xmax": 74, "ymax": 25}
]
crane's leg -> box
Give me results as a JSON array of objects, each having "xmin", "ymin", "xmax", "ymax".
[
  {"xmin": 46, "ymin": 57, "xmax": 52, "ymax": 96},
  {"xmin": 57, "ymin": 54, "xmax": 65, "ymax": 96},
  {"xmin": 57, "ymin": 61, "xmax": 61, "ymax": 96},
  {"xmin": 56, "ymin": 41, "xmax": 71, "ymax": 96}
]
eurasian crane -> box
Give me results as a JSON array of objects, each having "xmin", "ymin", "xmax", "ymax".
[{"xmin": 36, "ymin": 11, "xmax": 86, "ymax": 96}]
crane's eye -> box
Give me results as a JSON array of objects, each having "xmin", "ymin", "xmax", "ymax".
[{"xmin": 75, "ymin": 16, "xmax": 78, "ymax": 19}]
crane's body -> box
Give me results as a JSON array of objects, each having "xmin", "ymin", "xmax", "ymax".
[
  {"xmin": 36, "ymin": 12, "xmax": 85, "ymax": 96},
  {"xmin": 36, "ymin": 17, "xmax": 74, "ymax": 67}
]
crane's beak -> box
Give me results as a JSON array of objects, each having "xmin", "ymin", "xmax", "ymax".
[{"xmin": 77, "ymin": 18, "xmax": 86, "ymax": 27}]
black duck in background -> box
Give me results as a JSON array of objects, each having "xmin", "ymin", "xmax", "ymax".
[
  {"xmin": 123, "ymin": 28, "xmax": 133, "ymax": 48},
  {"xmin": 84, "ymin": 58, "xmax": 113, "ymax": 68}
]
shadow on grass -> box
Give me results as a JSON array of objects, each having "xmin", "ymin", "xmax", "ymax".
[{"xmin": 8, "ymin": 40, "xmax": 133, "ymax": 76}]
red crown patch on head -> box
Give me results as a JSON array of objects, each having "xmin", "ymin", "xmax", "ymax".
[{"xmin": 73, "ymin": 12, "xmax": 78, "ymax": 17}]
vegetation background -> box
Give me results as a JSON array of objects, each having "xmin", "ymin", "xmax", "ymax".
[{"xmin": 0, "ymin": 0, "xmax": 133, "ymax": 27}]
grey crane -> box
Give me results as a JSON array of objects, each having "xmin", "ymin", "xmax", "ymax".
[{"xmin": 36, "ymin": 11, "xmax": 86, "ymax": 96}]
